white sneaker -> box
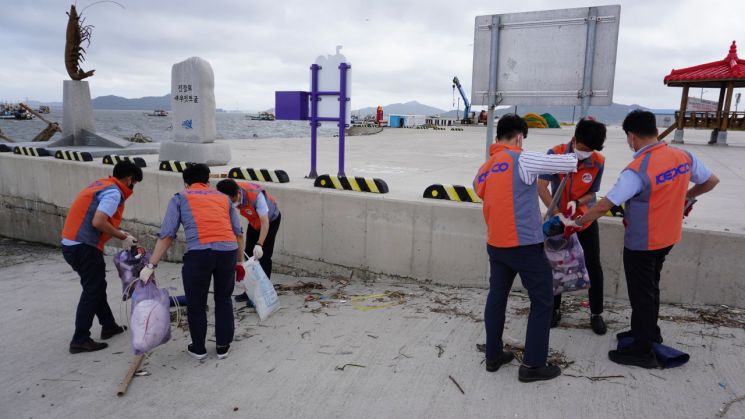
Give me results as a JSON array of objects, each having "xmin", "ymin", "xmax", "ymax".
[
  {"xmin": 216, "ymin": 344, "xmax": 230, "ymax": 359},
  {"xmin": 187, "ymin": 343, "xmax": 208, "ymax": 360}
]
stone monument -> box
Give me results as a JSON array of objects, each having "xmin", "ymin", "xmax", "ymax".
[{"xmin": 158, "ymin": 57, "xmax": 230, "ymax": 165}]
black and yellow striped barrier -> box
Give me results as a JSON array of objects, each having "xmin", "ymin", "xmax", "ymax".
[
  {"xmin": 423, "ymin": 184, "xmax": 482, "ymax": 203},
  {"xmin": 0, "ymin": 144, "xmax": 11, "ymax": 153},
  {"xmin": 54, "ymin": 150, "xmax": 93, "ymax": 162},
  {"xmin": 314, "ymin": 174, "xmax": 389, "ymax": 194},
  {"xmin": 13, "ymin": 146, "xmax": 51, "ymax": 157},
  {"xmin": 450, "ymin": 127, "xmax": 464, "ymax": 131},
  {"xmin": 228, "ymin": 167, "xmax": 290, "ymax": 183},
  {"xmin": 159, "ymin": 161, "xmax": 193, "ymax": 172},
  {"xmin": 102, "ymin": 155, "xmax": 147, "ymax": 168}
]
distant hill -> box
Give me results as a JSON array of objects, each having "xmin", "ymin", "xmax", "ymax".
[
  {"xmin": 354, "ymin": 101, "xmax": 445, "ymax": 117},
  {"xmin": 91, "ymin": 94, "xmax": 171, "ymax": 110}
]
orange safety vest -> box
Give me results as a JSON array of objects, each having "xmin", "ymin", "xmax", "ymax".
[
  {"xmin": 549, "ymin": 143, "xmax": 605, "ymax": 231},
  {"xmin": 237, "ymin": 181, "xmax": 279, "ymax": 231},
  {"xmin": 182, "ymin": 183, "xmax": 238, "ymax": 245},
  {"xmin": 62, "ymin": 177, "xmax": 133, "ymax": 250},
  {"xmin": 624, "ymin": 142, "xmax": 692, "ymax": 250},
  {"xmin": 475, "ymin": 143, "xmax": 543, "ymax": 248}
]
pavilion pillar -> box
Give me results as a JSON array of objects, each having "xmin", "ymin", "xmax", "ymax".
[
  {"xmin": 710, "ymin": 83, "xmax": 726, "ymax": 143},
  {"xmin": 673, "ymin": 85, "xmax": 689, "ymax": 144},
  {"xmin": 714, "ymin": 81, "xmax": 734, "ymax": 145}
]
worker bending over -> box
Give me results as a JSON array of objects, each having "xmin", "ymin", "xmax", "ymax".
[
  {"xmin": 216, "ymin": 179, "xmax": 281, "ymax": 303},
  {"xmin": 62, "ymin": 162, "xmax": 141, "ymax": 353},
  {"xmin": 537, "ymin": 118, "xmax": 608, "ymax": 334},
  {"xmin": 563, "ymin": 110, "xmax": 719, "ymax": 368},
  {"xmin": 474, "ymin": 114, "xmax": 578, "ymax": 382},
  {"xmin": 141, "ymin": 164, "xmax": 244, "ymax": 360}
]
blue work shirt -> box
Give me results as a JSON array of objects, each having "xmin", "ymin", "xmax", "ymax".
[
  {"xmin": 606, "ymin": 143, "xmax": 713, "ymax": 206},
  {"xmin": 61, "ymin": 189, "xmax": 121, "ymax": 246}
]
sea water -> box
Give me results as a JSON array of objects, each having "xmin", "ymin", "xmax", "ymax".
[{"xmin": 0, "ymin": 109, "xmax": 335, "ymax": 142}]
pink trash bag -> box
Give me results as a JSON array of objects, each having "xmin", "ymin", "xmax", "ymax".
[{"xmin": 129, "ymin": 279, "xmax": 171, "ymax": 355}]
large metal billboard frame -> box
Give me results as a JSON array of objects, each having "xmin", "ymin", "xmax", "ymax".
[{"xmin": 471, "ymin": 5, "xmax": 621, "ymax": 156}]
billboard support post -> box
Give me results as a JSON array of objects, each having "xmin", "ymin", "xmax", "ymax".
[
  {"xmin": 580, "ymin": 7, "xmax": 599, "ymax": 119},
  {"xmin": 485, "ymin": 14, "xmax": 500, "ymax": 159}
]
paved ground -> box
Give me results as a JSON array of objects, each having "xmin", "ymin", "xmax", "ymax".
[
  {"xmin": 2, "ymin": 238, "xmax": 745, "ymax": 418},
  {"xmin": 127, "ymin": 125, "xmax": 744, "ymax": 234}
]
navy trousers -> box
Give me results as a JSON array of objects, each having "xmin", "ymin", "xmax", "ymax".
[
  {"xmin": 485, "ymin": 243, "xmax": 554, "ymax": 367},
  {"xmin": 182, "ymin": 249, "xmax": 236, "ymax": 351},
  {"xmin": 623, "ymin": 245, "xmax": 673, "ymax": 352},
  {"xmin": 245, "ymin": 213, "xmax": 281, "ymax": 279},
  {"xmin": 62, "ymin": 244, "xmax": 117, "ymax": 343}
]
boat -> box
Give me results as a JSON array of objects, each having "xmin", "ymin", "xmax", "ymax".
[
  {"xmin": 144, "ymin": 109, "xmax": 168, "ymax": 117},
  {"xmin": 246, "ymin": 111, "xmax": 275, "ymax": 121},
  {"xmin": 37, "ymin": 106, "xmax": 51, "ymax": 114},
  {"xmin": 0, "ymin": 108, "xmax": 34, "ymax": 120}
]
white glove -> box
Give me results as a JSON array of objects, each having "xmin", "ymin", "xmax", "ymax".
[
  {"xmin": 139, "ymin": 264, "xmax": 155, "ymax": 283},
  {"xmin": 558, "ymin": 214, "xmax": 582, "ymax": 229},
  {"xmin": 121, "ymin": 232, "xmax": 138, "ymax": 248},
  {"xmin": 253, "ymin": 244, "xmax": 264, "ymax": 260},
  {"xmin": 566, "ymin": 201, "xmax": 577, "ymax": 217}
]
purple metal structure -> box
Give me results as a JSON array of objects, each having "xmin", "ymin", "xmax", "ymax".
[{"xmin": 275, "ymin": 62, "xmax": 350, "ymax": 178}]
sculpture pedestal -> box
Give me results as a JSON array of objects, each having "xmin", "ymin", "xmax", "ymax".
[
  {"xmin": 62, "ymin": 80, "xmax": 95, "ymax": 145},
  {"xmin": 159, "ymin": 141, "xmax": 231, "ymax": 166}
]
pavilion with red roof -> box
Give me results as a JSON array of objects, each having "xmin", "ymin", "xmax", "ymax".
[{"xmin": 662, "ymin": 40, "xmax": 745, "ymax": 145}]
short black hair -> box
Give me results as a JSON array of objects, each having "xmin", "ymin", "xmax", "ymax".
[
  {"xmin": 182, "ymin": 163, "xmax": 210, "ymax": 185},
  {"xmin": 574, "ymin": 118, "xmax": 607, "ymax": 151},
  {"xmin": 216, "ymin": 179, "xmax": 240, "ymax": 198},
  {"xmin": 496, "ymin": 114, "xmax": 528, "ymax": 141},
  {"xmin": 112, "ymin": 161, "xmax": 143, "ymax": 182},
  {"xmin": 623, "ymin": 110, "xmax": 658, "ymax": 138}
]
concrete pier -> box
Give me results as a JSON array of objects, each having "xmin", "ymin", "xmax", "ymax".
[{"xmin": 1, "ymin": 125, "xmax": 744, "ymax": 307}]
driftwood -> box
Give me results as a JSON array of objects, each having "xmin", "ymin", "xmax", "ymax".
[
  {"xmin": 116, "ymin": 354, "xmax": 145, "ymax": 397},
  {"xmin": 19, "ymin": 104, "xmax": 62, "ymax": 141},
  {"xmin": 0, "ymin": 128, "xmax": 13, "ymax": 143}
]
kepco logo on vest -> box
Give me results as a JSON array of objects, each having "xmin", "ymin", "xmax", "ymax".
[
  {"xmin": 477, "ymin": 162, "xmax": 510, "ymax": 184},
  {"xmin": 655, "ymin": 163, "xmax": 690, "ymax": 185}
]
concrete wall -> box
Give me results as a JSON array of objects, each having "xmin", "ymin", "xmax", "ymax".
[{"xmin": 2, "ymin": 153, "xmax": 744, "ymax": 307}]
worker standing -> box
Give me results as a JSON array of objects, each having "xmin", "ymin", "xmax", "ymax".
[
  {"xmin": 563, "ymin": 110, "xmax": 719, "ymax": 368},
  {"xmin": 62, "ymin": 161, "xmax": 142, "ymax": 353},
  {"xmin": 537, "ymin": 118, "xmax": 608, "ymax": 334},
  {"xmin": 140, "ymin": 164, "xmax": 244, "ymax": 360},
  {"xmin": 474, "ymin": 114, "xmax": 578, "ymax": 382},
  {"xmin": 216, "ymin": 179, "xmax": 281, "ymax": 303}
]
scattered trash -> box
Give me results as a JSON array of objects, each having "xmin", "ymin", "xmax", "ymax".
[
  {"xmin": 367, "ymin": 334, "xmax": 378, "ymax": 339},
  {"xmin": 275, "ymin": 281, "xmax": 325, "ymax": 294},
  {"xmin": 335, "ymin": 363, "xmax": 366, "ymax": 371},
  {"xmin": 580, "ymin": 301, "xmax": 590, "ymax": 308},
  {"xmin": 393, "ymin": 345, "xmax": 413, "ymax": 360},
  {"xmin": 134, "ymin": 370, "xmax": 150, "ymax": 377},
  {"xmin": 719, "ymin": 394, "xmax": 745, "ymax": 417},
  {"xmin": 351, "ymin": 292, "xmax": 406, "ymax": 311},
  {"xmin": 300, "ymin": 331, "xmax": 310, "ymax": 339},
  {"xmin": 305, "ymin": 295, "xmax": 317, "ymax": 302},
  {"xmin": 448, "ymin": 375, "xmax": 465, "ymax": 395},
  {"xmin": 564, "ymin": 374, "xmax": 625, "ymax": 382},
  {"xmin": 233, "ymin": 407, "xmax": 239, "ymax": 412},
  {"xmin": 430, "ymin": 306, "xmax": 482, "ymax": 323},
  {"xmin": 663, "ymin": 305, "xmax": 745, "ymax": 329},
  {"xmin": 719, "ymin": 382, "xmax": 727, "ymax": 390},
  {"xmin": 435, "ymin": 344, "xmax": 445, "ymax": 358},
  {"xmin": 476, "ymin": 343, "xmax": 573, "ymax": 369}
]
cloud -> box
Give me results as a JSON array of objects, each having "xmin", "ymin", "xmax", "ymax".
[{"xmin": 1, "ymin": 0, "xmax": 743, "ymax": 110}]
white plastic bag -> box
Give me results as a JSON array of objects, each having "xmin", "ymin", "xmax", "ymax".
[
  {"xmin": 240, "ymin": 257, "xmax": 280, "ymax": 321},
  {"xmin": 130, "ymin": 280, "xmax": 171, "ymax": 355}
]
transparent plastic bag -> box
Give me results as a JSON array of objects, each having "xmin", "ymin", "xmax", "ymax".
[
  {"xmin": 113, "ymin": 247, "xmax": 148, "ymax": 301},
  {"xmin": 241, "ymin": 258, "xmax": 280, "ymax": 321},
  {"xmin": 544, "ymin": 233, "xmax": 590, "ymax": 295},
  {"xmin": 130, "ymin": 280, "xmax": 171, "ymax": 355}
]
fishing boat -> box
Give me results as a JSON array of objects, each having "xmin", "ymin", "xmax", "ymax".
[
  {"xmin": 144, "ymin": 109, "xmax": 168, "ymax": 117},
  {"xmin": 246, "ymin": 111, "xmax": 275, "ymax": 121}
]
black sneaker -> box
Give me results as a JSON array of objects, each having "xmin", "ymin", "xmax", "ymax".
[
  {"xmin": 485, "ymin": 351, "xmax": 515, "ymax": 372},
  {"xmin": 518, "ymin": 364, "xmax": 562, "ymax": 382},
  {"xmin": 101, "ymin": 324, "xmax": 127, "ymax": 340},
  {"xmin": 550, "ymin": 309, "xmax": 561, "ymax": 328},
  {"xmin": 234, "ymin": 292, "xmax": 249, "ymax": 303},
  {"xmin": 187, "ymin": 343, "xmax": 208, "ymax": 360},
  {"xmin": 216, "ymin": 344, "xmax": 230, "ymax": 360},
  {"xmin": 69, "ymin": 338, "xmax": 108, "ymax": 354},
  {"xmin": 616, "ymin": 330, "xmax": 663, "ymax": 344},
  {"xmin": 608, "ymin": 348, "xmax": 659, "ymax": 369},
  {"xmin": 590, "ymin": 315, "xmax": 607, "ymax": 335}
]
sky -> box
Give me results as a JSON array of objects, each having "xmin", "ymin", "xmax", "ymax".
[{"xmin": 1, "ymin": 0, "xmax": 743, "ymax": 111}]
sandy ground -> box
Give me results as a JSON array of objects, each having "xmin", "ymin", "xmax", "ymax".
[{"xmin": 1, "ymin": 238, "xmax": 744, "ymax": 419}]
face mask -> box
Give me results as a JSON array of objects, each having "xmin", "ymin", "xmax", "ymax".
[{"xmin": 575, "ymin": 150, "xmax": 593, "ymax": 160}]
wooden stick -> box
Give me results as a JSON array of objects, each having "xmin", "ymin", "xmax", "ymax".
[
  {"xmin": 116, "ymin": 354, "xmax": 145, "ymax": 397},
  {"xmin": 20, "ymin": 103, "xmax": 61, "ymax": 129}
]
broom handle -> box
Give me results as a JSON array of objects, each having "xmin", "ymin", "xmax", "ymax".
[{"xmin": 543, "ymin": 176, "xmax": 569, "ymax": 223}]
